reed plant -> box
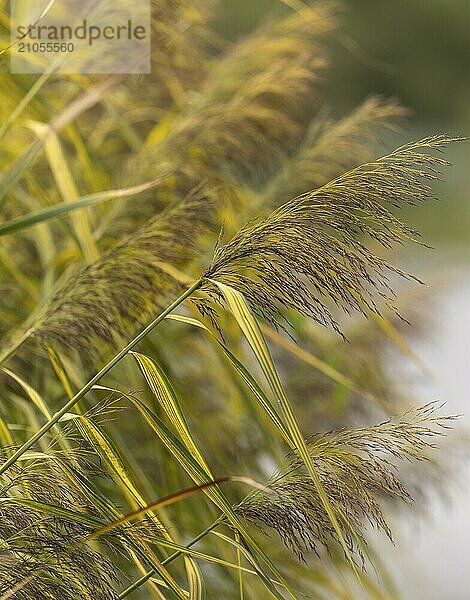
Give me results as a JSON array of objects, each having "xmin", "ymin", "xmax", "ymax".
[{"xmin": 0, "ymin": 1, "xmax": 464, "ymax": 598}]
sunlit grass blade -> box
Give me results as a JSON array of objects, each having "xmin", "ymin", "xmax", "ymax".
[
  {"xmin": 0, "ymin": 178, "xmax": 166, "ymax": 238},
  {"xmin": 1, "ymin": 367, "xmax": 52, "ymax": 420},
  {"xmin": 0, "ymin": 74, "xmax": 124, "ymax": 206},
  {"xmin": 0, "ymin": 367, "xmax": 76, "ymax": 456},
  {"xmin": 235, "ymin": 530, "xmax": 244, "ymax": 600},
  {"xmin": 0, "ymin": 70, "xmax": 51, "ymax": 141},
  {"xmin": 212, "ymin": 281, "xmax": 361, "ymax": 575},
  {"xmin": 185, "ymin": 556, "xmax": 205, "ymax": 600},
  {"xmin": 0, "ymin": 139, "xmax": 43, "ymax": 208},
  {"xmin": 166, "ymin": 314, "xmax": 290, "ymax": 442},
  {"xmin": 25, "ymin": 121, "xmax": 98, "ymax": 261},
  {"xmin": 124, "ymin": 364, "xmax": 300, "ymax": 600},
  {"xmin": 0, "ymin": 417, "xmax": 14, "ymax": 451}
]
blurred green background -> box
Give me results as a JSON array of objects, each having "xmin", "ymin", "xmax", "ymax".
[{"xmin": 216, "ymin": 0, "xmax": 470, "ymax": 250}]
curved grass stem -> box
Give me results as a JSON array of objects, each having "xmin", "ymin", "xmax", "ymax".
[
  {"xmin": 0, "ymin": 279, "xmax": 203, "ymax": 477},
  {"xmin": 118, "ymin": 519, "xmax": 221, "ymax": 599}
]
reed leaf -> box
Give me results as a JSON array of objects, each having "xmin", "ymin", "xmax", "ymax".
[
  {"xmin": 25, "ymin": 121, "xmax": 98, "ymax": 262},
  {"xmin": 165, "ymin": 313, "xmax": 290, "ymax": 441},
  {"xmin": 126, "ymin": 361, "xmax": 300, "ymax": 600},
  {"xmin": 0, "ymin": 178, "xmax": 165, "ymax": 238},
  {"xmin": 212, "ymin": 282, "xmax": 359, "ymax": 572}
]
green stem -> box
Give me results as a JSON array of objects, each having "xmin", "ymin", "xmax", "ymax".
[
  {"xmin": 0, "ymin": 70, "xmax": 52, "ymax": 141},
  {"xmin": 0, "ymin": 326, "xmax": 35, "ymax": 366},
  {"xmin": 118, "ymin": 520, "xmax": 221, "ymax": 599},
  {"xmin": 0, "ymin": 279, "xmax": 202, "ymax": 476}
]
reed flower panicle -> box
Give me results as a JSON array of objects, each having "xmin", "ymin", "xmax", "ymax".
[
  {"xmin": 238, "ymin": 403, "xmax": 457, "ymax": 561},
  {"xmin": 203, "ymin": 135, "xmax": 462, "ymax": 335}
]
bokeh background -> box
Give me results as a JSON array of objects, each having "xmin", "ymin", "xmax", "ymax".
[{"xmin": 216, "ymin": 2, "xmax": 469, "ymax": 598}]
